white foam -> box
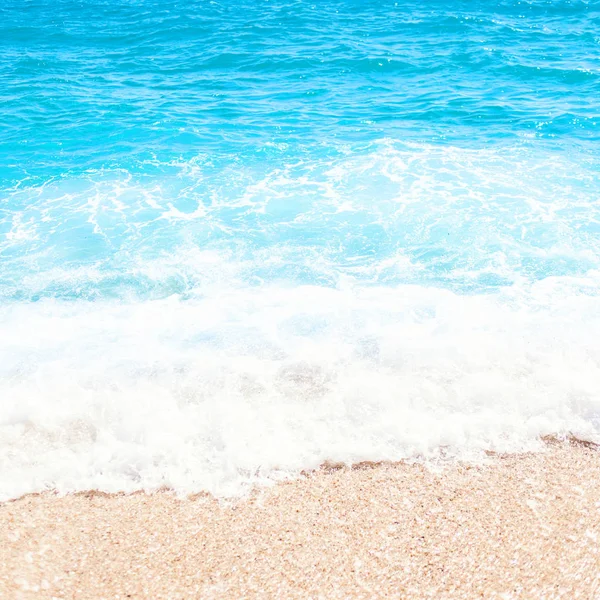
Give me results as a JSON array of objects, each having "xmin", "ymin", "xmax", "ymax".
[
  {"xmin": 1, "ymin": 275, "xmax": 599, "ymax": 500},
  {"xmin": 3, "ymin": 141, "xmax": 600, "ymax": 301}
]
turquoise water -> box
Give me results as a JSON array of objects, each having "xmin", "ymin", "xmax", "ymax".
[{"xmin": 1, "ymin": 1, "xmax": 600, "ymax": 498}]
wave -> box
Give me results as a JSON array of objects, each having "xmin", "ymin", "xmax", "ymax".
[
  {"xmin": 2, "ymin": 141, "xmax": 600, "ymax": 302},
  {"xmin": 1, "ymin": 274, "xmax": 599, "ymax": 500}
]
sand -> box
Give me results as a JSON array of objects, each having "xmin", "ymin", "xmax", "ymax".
[{"xmin": 1, "ymin": 441, "xmax": 599, "ymax": 599}]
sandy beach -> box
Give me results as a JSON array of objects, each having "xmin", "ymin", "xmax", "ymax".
[{"xmin": 1, "ymin": 441, "xmax": 599, "ymax": 599}]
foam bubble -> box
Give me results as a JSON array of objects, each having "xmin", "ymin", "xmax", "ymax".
[
  {"xmin": 1, "ymin": 275, "xmax": 599, "ymax": 500},
  {"xmin": 2, "ymin": 141, "xmax": 600, "ymax": 301}
]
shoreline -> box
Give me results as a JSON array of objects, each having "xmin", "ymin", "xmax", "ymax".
[{"xmin": 2, "ymin": 441, "xmax": 599, "ymax": 599}]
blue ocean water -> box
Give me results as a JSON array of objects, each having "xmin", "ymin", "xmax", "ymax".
[{"xmin": 1, "ymin": 0, "xmax": 600, "ymax": 499}]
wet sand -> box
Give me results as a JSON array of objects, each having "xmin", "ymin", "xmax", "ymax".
[{"xmin": 1, "ymin": 441, "xmax": 599, "ymax": 599}]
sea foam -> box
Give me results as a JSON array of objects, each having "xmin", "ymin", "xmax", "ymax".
[{"xmin": 1, "ymin": 273, "xmax": 599, "ymax": 500}]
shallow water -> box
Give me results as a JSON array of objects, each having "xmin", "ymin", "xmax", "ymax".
[{"xmin": 1, "ymin": 0, "xmax": 600, "ymax": 499}]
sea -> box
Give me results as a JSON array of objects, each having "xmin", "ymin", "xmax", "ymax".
[{"xmin": 1, "ymin": 0, "xmax": 599, "ymax": 500}]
